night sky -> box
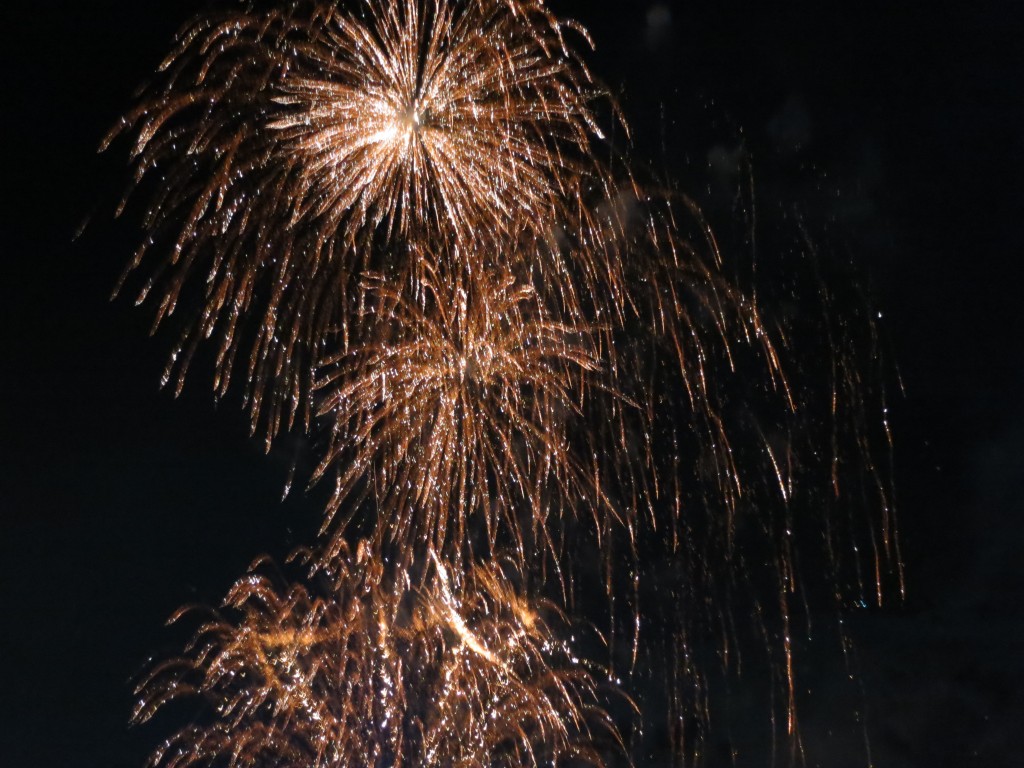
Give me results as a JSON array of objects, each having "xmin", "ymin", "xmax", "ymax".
[{"xmin": 3, "ymin": 1, "xmax": 1023, "ymax": 766}]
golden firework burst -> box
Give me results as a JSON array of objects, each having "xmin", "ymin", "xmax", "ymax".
[
  {"xmin": 104, "ymin": 0, "xmax": 617, "ymax": 446},
  {"xmin": 134, "ymin": 543, "xmax": 622, "ymax": 767}
]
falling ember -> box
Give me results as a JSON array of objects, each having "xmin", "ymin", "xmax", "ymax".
[
  {"xmin": 313, "ymin": 244, "xmax": 634, "ymax": 571},
  {"xmin": 133, "ymin": 543, "xmax": 623, "ymax": 768}
]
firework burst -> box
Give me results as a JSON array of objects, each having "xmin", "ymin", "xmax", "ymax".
[
  {"xmin": 104, "ymin": 0, "xmax": 617, "ymax": 446},
  {"xmin": 106, "ymin": 1, "xmax": 905, "ymax": 763},
  {"xmin": 134, "ymin": 542, "xmax": 622, "ymax": 767},
  {"xmin": 313, "ymin": 242, "xmax": 633, "ymax": 572}
]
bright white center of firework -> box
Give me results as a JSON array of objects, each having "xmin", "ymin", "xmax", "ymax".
[
  {"xmin": 366, "ymin": 99, "xmax": 424, "ymax": 147},
  {"xmin": 373, "ymin": 123, "xmax": 401, "ymax": 144},
  {"xmin": 374, "ymin": 105, "xmax": 423, "ymax": 149}
]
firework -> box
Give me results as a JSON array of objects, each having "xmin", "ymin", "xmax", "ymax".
[
  {"xmin": 106, "ymin": 1, "xmax": 905, "ymax": 763},
  {"xmin": 311, "ymin": 238, "xmax": 642, "ymax": 572},
  {"xmin": 104, "ymin": 0, "xmax": 617, "ymax": 446},
  {"xmin": 593, "ymin": 191, "xmax": 905, "ymax": 763},
  {"xmin": 134, "ymin": 542, "xmax": 621, "ymax": 767}
]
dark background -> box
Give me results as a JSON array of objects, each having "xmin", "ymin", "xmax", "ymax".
[{"xmin": 3, "ymin": 1, "xmax": 1022, "ymax": 765}]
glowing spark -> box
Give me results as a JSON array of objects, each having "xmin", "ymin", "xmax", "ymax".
[{"xmin": 314, "ymin": 244, "xmax": 629, "ymax": 570}]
